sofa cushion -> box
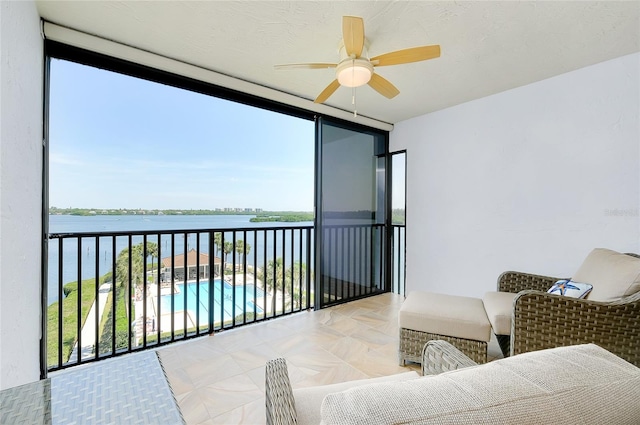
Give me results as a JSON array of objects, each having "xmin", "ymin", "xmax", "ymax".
[
  {"xmin": 399, "ymin": 291, "xmax": 491, "ymax": 342},
  {"xmin": 572, "ymin": 248, "xmax": 640, "ymax": 301},
  {"xmin": 293, "ymin": 371, "xmax": 419, "ymax": 425},
  {"xmin": 320, "ymin": 344, "xmax": 640, "ymax": 425},
  {"xmin": 482, "ymin": 291, "xmax": 517, "ymax": 335}
]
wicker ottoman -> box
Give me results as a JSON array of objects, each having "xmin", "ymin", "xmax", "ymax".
[{"xmin": 399, "ymin": 291, "xmax": 491, "ymax": 365}]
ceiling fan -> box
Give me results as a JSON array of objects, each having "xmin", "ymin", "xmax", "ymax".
[{"xmin": 275, "ymin": 16, "xmax": 441, "ymax": 104}]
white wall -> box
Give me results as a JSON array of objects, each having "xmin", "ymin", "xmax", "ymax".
[
  {"xmin": 391, "ymin": 53, "xmax": 640, "ymax": 298},
  {"xmin": 0, "ymin": 0, "xmax": 43, "ymax": 389}
]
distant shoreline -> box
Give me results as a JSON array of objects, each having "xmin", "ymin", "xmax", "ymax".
[
  {"xmin": 48, "ymin": 209, "xmax": 404, "ymax": 224},
  {"xmin": 49, "ymin": 208, "xmax": 312, "ymax": 217},
  {"xmin": 250, "ymin": 213, "xmax": 313, "ymax": 223}
]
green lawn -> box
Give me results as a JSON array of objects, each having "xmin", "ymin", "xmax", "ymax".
[
  {"xmin": 98, "ymin": 281, "xmax": 134, "ymax": 354},
  {"xmin": 47, "ymin": 277, "xmax": 101, "ymax": 368}
]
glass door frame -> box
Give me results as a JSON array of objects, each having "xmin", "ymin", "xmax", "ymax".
[{"xmin": 313, "ymin": 116, "xmax": 391, "ymax": 310}]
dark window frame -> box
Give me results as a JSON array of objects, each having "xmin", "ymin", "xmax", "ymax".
[{"xmin": 41, "ymin": 39, "xmax": 390, "ymax": 377}]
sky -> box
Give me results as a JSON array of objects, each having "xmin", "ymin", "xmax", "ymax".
[
  {"xmin": 49, "ymin": 59, "xmax": 315, "ymax": 211},
  {"xmin": 49, "ymin": 59, "xmax": 405, "ymax": 213}
]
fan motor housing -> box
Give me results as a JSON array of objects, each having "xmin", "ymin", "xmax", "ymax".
[{"xmin": 336, "ymin": 59, "xmax": 374, "ymax": 87}]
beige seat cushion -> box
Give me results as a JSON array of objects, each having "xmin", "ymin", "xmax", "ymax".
[
  {"xmin": 293, "ymin": 371, "xmax": 419, "ymax": 425},
  {"xmin": 573, "ymin": 248, "xmax": 640, "ymax": 301},
  {"xmin": 321, "ymin": 344, "xmax": 640, "ymax": 425},
  {"xmin": 399, "ymin": 291, "xmax": 491, "ymax": 342},
  {"xmin": 482, "ymin": 291, "xmax": 517, "ymax": 335}
]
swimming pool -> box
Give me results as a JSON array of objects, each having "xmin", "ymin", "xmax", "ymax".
[{"xmin": 160, "ymin": 279, "xmax": 264, "ymax": 325}]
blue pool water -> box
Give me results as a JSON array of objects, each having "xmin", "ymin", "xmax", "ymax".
[{"xmin": 160, "ymin": 279, "xmax": 264, "ymax": 325}]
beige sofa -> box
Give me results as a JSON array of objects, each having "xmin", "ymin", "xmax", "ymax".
[{"xmin": 265, "ymin": 341, "xmax": 640, "ymax": 425}]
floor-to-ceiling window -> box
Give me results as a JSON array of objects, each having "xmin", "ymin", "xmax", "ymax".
[{"xmin": 43, "ymin": 41, "xmax": 390, "ymax": 373}]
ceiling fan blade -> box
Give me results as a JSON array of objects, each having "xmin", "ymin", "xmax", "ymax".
[
  {"xmin": 371, "ymin": 45, "xmax": 441, "ymax": 67},
  {"xmin": 368, "ymin": 73, "xmax": 400, "ymax": 99},
  {"xmin": 342, "ymin": 16, "xmax": 365, "ymax": 58},
  {"xmin": 314, "ymin": 79, "xmax": 341, "ymax": 104},
  {"xmin": 274, "ymin": 63, "xmax": 337, "ymax": 70}
]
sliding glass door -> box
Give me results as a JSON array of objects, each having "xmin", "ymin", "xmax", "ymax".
[{"xmin": 314, "ymin": 118, "xmax": 388, "ymax": 309}]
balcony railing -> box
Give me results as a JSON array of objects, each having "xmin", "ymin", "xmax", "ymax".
[
  {"xmin": 46, "ymin": 225, "xmax": 313, "ymax": 371},
  {"xmin": 318, "ymin": 224, "xmax": 386, "ymax": 308},
  {"xmin": 46, "ymin": 223, "xmax": 406, "ymax": 372}
]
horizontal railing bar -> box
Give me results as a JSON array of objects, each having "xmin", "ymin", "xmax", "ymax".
[{"xmin": 48, "ymin": 223, "xmax": 385, "ymax": 240}]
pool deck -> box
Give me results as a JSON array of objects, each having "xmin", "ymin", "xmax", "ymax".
[
  {"xmin": 64, "ymin": 271, "xmax": 279, "ymax": 364},
  {"xmin": 133, "ymin": 272, "xmax": 286, "ymax": 343}
]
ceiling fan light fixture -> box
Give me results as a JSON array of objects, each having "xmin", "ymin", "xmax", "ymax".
[
  {"xmin": 276, "ymin": 16, "xmax": 441, "ymax": 104},
  {"xmin": 336, "ymin": 59, "xmax": 373, "ymax": 87}
]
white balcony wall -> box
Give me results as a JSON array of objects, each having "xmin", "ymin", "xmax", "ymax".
[
  {"xmin": 391, "ymin": 53, "xmax": 640, "ymax": 298},
  {"xmin": 0, "ymin": 0, "xmax": 43, "ymax": 389}
]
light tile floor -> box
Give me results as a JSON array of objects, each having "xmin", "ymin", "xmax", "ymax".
[{"xmin": 157, "ymin": 293, "xmax": 504, "ymax": 424}]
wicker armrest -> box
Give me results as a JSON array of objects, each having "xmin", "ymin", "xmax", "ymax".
[
  {"xmin": 511, "ymin": 290, "xmax": 640, "ymax": 366},
  {"xmin": 421, "ymin": 340, "xmax": 478, "ymax": 375},
  {"xmin": 265, "ymin": 358, "xmax": 297, "ymax": 425},
  {"xmin": 497, "ymin": 271, "xmax": 564, "ymax": 293}
]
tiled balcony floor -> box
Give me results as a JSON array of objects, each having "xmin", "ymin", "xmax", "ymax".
[{"xmin": 157, "ymin": 293, "xmax": 503, "ymax": 424}]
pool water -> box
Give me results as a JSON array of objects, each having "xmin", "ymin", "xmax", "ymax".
[{"xmin": 160, "ymin": 279, "xmax": 264, "ymax": 324}]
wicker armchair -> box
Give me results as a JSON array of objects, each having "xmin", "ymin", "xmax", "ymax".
[
  {"xmin": 496, "ymin": 265, "xmax": 640, "ymax": 367},
  {"xmin": 265, "ymin": 340, "xmax": 477, "ymax": 425}
]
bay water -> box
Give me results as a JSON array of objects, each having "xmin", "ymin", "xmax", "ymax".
[{"xmin": 47, "ymin": 214, "xmax": 313, "ymax": 305}]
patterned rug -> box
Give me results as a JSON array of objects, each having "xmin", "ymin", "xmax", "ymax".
[{"xmin": 0, "ymin": 350, "xmax": 184, "ymax": 424}]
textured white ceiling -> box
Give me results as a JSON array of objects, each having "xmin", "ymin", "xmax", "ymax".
[{"xmin": 36, "ymin": 1, "xmax": 640, "ymax": 124}]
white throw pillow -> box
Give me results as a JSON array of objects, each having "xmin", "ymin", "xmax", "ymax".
[{"xmin": 547, "ymin": 279, "xmax": 592, "ymax": 299}]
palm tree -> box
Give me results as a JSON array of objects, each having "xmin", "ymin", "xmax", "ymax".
[
  {"xmin": 115, "ymin": 247, "xmax": 132, "ymax": 289},
  {"xmin": 285, "ymin": 262, "xmax": 313, "ymax": 310},
  {"xmin": 213, "ymin": 232, "xmax": 223, "ymax": 258},
  {"xmin": 146, "ymin": 241, "xmax": 158, "ymax": 272},
  {"xmin": 115, "ymin": 241, "xmax": 157, "ymax": 294},
  {"xmin": 257, "ymin": 258, "xmax": 284, "ymax": 315},
  {"xmin": 223, "ymin": 241, "xmax": 233, "ymax": 266},
  {"xmin": 235, "ymin": 239, "xmax": 244, "ymax": 267},
  {"xmin": 235, "ymin": 240, "xmax": 252, "ymax": 271}
]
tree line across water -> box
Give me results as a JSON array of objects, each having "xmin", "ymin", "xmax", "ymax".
[{"xmin": 49, "ymin": 207, "xmax": 310, "ymax": 217}]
